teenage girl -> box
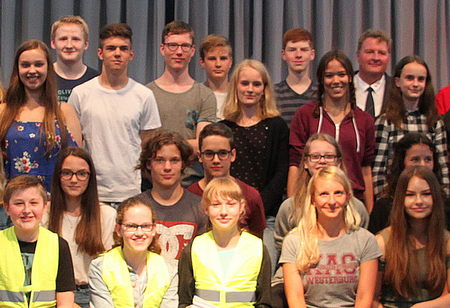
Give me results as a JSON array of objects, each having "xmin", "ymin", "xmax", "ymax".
[
  {"xmin": 178, "ymin": 176, "xmax": 272, "ymax": 307},
  {"xmin": 221, "ymin": 59, "xmax": 288, "ymax": 220},
  {"xmin": 274, "ymin": 133, "xmax": 369, "ymax": 257},
  {"xmin": 0, "ymin": 40, "xmax": 81, "ymax": 191},
  {"xmin": 89, "ymin": 196, "xmax": 173, "ymax": 307},
  {"xmin": 373, "ymin": 55, "xmax": 449, "ymax": 197},
  {"xmin": 374, "ymin": 166, "xmax": 450, "ymax": 307},
  {"xmin": 369, "ymin": 132, "xmax": 448, "ymax": 234},
  {"xmin": 281, "ymin": 166, "xmax": 380, "ymax": 307},
  {"xmin": 289, "ymin": 50, "xmax": 375, "ymax": 211},
  {"xmin": 44, "ymin": 147, "xmax": 116, "ymax": 307}
]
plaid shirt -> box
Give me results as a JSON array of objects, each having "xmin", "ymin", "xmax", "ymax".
[{"xmin": 373, "ymin": 110, "xmax": 449, "ymax": 196}]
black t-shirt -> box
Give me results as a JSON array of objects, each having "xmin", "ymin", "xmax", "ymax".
[
  {"xmin": 56, "ymin": 66, "xmax": 99, "ymax": 102},
  {"xmin": 18, "ymin": 236, "xmax": 75, "ymax": 292}
]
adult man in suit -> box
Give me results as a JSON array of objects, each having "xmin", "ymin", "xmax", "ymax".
[{"xmin": 354, "ymin": 30, "xmax": 392, "ymax": 118}]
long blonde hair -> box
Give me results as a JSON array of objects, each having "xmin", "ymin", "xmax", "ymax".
[
  {"xmin": 295, "ymin": 166, "xmax": 360, "ymax": 273},
  {"xmin": 223, "ymin": 59, "xmax": 279, "ymax": 121}
]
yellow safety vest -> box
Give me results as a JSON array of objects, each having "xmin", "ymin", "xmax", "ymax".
[
  {"xmin": 191, "ymin": 231, "xmax": 263, "ymax": 308},
  {"xmin": 0, "ymin": 226, "xmax": 58, "ymax": 308},
  {"xmin": 101, "ymin": 246, "xmax": 171, "ymax": 308}
]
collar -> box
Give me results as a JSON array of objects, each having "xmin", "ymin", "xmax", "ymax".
[{"xmin": 355, "ymin": 73, "xmax": 386, "ymax": 93}]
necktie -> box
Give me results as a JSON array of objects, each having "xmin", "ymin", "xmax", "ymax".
[{"xmin": 365, "ymin": 87, "xmax": 375, "ymax": 117}]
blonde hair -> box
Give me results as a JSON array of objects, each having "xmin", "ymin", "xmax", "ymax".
[
  {"xmin": 223, "ymin": 59, "xmax": 279, "ymax": 121},
  {"xmin": 291, "ymin": 134, "xmax": 344, "ymax": 224},
  {"xmin": 201, "ymin": 176, "xmax": 246, "ymax": 230},
  {"xmin": 51, "ymin": 16, "xmax": 89, "ymax": 41},
  {"xmin": 295, "ymin": 166, "xmax": 360, "ymax": 273}
]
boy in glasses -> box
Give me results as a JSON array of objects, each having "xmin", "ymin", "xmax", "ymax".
[
  {"xmin": 187, "ymin": 123, "xmax": 266, "ymax": 238},
  {"xmin": 147, "ymin": 21, "xmax": 217, "ymax": 187}
]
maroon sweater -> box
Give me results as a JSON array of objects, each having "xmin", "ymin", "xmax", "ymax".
[{"xmin": 289, "ymin": 101, "xmax": 375, "ymax": 197}]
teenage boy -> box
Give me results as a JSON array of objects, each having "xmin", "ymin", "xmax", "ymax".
[
  {"xmin": 69, "ymin": 23, "xmax": 161, "ymax": 204},
  {"xmin": 0, "ymin": 175, "xmax": 75, "ymax": 307},
  {"xmin": 275, "ymin": 28, "xmax": 317, "ymax": 127},
  {"xmin": 187, "ymin": 123, "xmax": 266, "ymax": 238},
  {"xmin": 199, "ymin": 34, "xmax": 233, "ymax": 119},
  {"xmin": 135, "ymin": 130, "xmax": 207, "ymax": 306},
  {"xmin": 147, "ymin": 21, "xmax": 216, "ymax": 186},
  {"xmin": 51, "ymin": 16, "xmax": 99, "ymax": 102},
  {"xmin": 355, "ymin": 29, "xmax": 392, "ymax": 118}
]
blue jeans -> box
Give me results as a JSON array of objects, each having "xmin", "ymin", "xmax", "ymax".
[{"xmin": 75, "ymin": 286, "xmax": 90, "ymax": 308}]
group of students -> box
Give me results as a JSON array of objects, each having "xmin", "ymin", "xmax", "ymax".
[
  {"xmin": 0, "ymin": 15, "xmax": 449, "ymax": 308},
  {"xmin": 1, "ymin": 143, "xmax": 448, "ymax": 307}
]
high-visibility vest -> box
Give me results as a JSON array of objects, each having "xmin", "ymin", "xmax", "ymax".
[
  {"xmin": 0, "ymin": 226, "xmax": 58, "ymax": 308},
  {"xmin": 191, "ymin": 231, "xmax": 263, "ymax": 308},
  {"xmin": 101, "ymin": 246, "xmax": 171, "ymax": 308}
]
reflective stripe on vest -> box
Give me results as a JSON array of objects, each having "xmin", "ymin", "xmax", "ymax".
[
  {"xmin": 0, "ymin": 227, "xmax": 58, "ymax": 308},
  {"xmin": 0, "ymin": 290, "xmax": 24, "ymax": 302},
  {"xmin": 191, "ymin": 231, "xmax": 263, "ymax": 307},
  {"xmin": 101, "ymin": 246, "xmax": 171, "ymax": 308},
  {"xmin": 33, "ymin": 290, "xmax": 56, "ymax": 302},
  {"xmin": 195, "ymin": 289, "xmax": 256, "ymax": 302}
]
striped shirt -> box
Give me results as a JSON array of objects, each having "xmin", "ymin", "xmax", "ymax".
[{"xmin": 274, "ymin": 80, "xmax": 318, "ymax": 127}]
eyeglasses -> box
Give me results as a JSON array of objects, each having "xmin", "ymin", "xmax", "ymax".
[
  {"xmin": 164, "ymin": 42, "xmax": 193, "ymax": 52},
  {"xmin": 306, "ymin": 154, "xmax": 338, "ymax": 163},
  {"xmin": 151, "ymin": 158, "xmax": 182, "ymax": 165},
  {"xmin": 201, "ymin": 150, "xmax": 232, "ymax": 161},
  {"xmin": 60, "ymin": 169, "xmax": 90, "ymax": 181},
  {"xmin": 121, "ymin": 223, "xmax": 155, "ymax": 233}
]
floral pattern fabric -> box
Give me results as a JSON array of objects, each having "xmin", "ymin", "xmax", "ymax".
[{"xmin": 4, "ymin": 121, "xmax": 77, "ymax": 191}]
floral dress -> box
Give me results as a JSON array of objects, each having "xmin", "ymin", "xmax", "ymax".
[{"xmin": 4, "ymin": 121, "xmax": 77, "ymax": 191}]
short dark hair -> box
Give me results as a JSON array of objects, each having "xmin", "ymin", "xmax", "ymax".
[
  {"xmin": 199, "ymin": 123, "xmax": 234, "ymax": 150},
  {"xmin": 282, "ymin": 28, "xmax": 314, "ymax": 49},
  {"xmin": 137, "ymin": 130, "xmax": 193, "ymax": 179},
  {"xmin": 161, "ymin": 21, "xmax": 194, "ymax": 44},
  {"xmin": 99, "ymin": 23, "xmax": 132, "ymax": 47}
]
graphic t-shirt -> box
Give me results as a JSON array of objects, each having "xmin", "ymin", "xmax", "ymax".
[
  {"xmin": 135, "ymin": 189, "xmax": 207, "ymax": 267},
  {"xmin": 278, "ymin": 228, "xmax": 381, "ymax": 307},
  {"xmin": 56, "ymin": 66, "xmax": 99, "ymax": 102}
]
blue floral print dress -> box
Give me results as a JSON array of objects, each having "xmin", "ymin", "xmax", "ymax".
[{"xmin": 4, "ymin": 121, "xmax": 77, "ymax": 191}]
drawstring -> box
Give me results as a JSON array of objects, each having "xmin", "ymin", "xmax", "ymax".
[{"xmin": 317, "ymin": 106, "xmax": 360, "ymax": 153}]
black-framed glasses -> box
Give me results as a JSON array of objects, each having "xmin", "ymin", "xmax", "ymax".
[
  {"xmin": 201, "ymin": 150, "xmax": 232, "ymax": 161},
  {"xmin": 306, "ymin": 154, "xmax": 338, "ymax": 163},
  {"xmin": 164, "ymin": 42, "xmax": 193, "ymax": 52},
  {"xmin": 121, "ymin": 223, "xmax": 155, "ymax": 233},
  {"xmin": 60, "ymin": 169, "xmax": 90, "ymax": 181}
]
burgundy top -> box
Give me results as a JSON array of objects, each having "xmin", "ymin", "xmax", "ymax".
[{"xmin": 289, "ymin": 101, "xmax": 375, "ymax": 197}]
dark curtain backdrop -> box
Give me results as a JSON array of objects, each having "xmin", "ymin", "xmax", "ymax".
[{"xmin": 0, "ymin": 0, "xmax": 449, "ymax": 90}]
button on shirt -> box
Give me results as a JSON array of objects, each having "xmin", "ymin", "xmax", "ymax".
[{"xmin": 355, "ymin": 73, "xmax": 386, "ymax": 117}]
